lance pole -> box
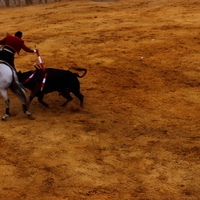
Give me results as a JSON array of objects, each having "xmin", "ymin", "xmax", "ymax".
[
  {"xmin": 34, "ymin": 48, "xmax": 47, "ymax": 91},
  {"xmin": 34, "ymin": 49, "xmax": 45, "ymax": 70}
]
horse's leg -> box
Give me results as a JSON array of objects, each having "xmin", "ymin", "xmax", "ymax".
[
  {"xmin": 0, "ymin": 89, "xmax": 10, "ymax": 121},
  {"xmin": 10, "ymin": 80, "xmax": 34, "ymax": 120}
]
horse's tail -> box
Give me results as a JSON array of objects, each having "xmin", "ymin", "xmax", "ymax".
[{"xmin": 10, "ymin": 70, "xmax": 30, "ymax": 112}]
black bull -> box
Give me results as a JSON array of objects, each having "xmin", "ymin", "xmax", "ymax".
[{"xmin": 17, "ymin": 67, "xmax": 87, "ymax": 108}]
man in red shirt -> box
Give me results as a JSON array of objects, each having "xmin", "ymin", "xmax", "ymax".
[{"xmin": 0, "ymin": 31, "xmax": 36, "ymax": 70}]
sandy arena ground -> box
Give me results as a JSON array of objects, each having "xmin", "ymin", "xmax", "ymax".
[{"xmin": 0, "ymin": 0, "xmax": 200, "ymax": 199}]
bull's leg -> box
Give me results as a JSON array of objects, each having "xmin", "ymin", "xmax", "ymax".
[
  {"xmin": 72, "ymin": 91, "xmax": 84, "ymax": 108},
  {"xmin": 60, "ymin": 90, "xmax": 73, "ymax": 107},
  {"xmin": 29, "ymin": 90, "xmax": 38, "ymax": 103},
  {"xmin": 38, "ymin": 94, "xmax": 49, "ymax": 108},
  {"xmin": 29, "ymin": 87, "xmax": 49, "ymax": 108}
]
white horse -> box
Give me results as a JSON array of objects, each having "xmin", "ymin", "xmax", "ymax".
[{"xmin": 0, "ymin": 63, "xmax": 33, "ymax": 120}]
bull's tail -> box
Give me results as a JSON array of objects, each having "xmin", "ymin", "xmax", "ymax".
[{"xmin": 69, "ymin": 67, "xmax": 87, "ymax": 78}]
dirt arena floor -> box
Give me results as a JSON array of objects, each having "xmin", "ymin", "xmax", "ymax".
[{"xmin": 0, "ymin": 0, "xmax": 200, "ymax": 199}]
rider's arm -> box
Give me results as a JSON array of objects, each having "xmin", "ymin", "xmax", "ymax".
[{"xmin": 21, "ymin": 41, "xmax": 35, "ymax": 53}]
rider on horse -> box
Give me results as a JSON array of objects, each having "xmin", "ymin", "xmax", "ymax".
[{"xmin": 0, "ymin": 31, "xmax": 36, "ymax": 71}]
